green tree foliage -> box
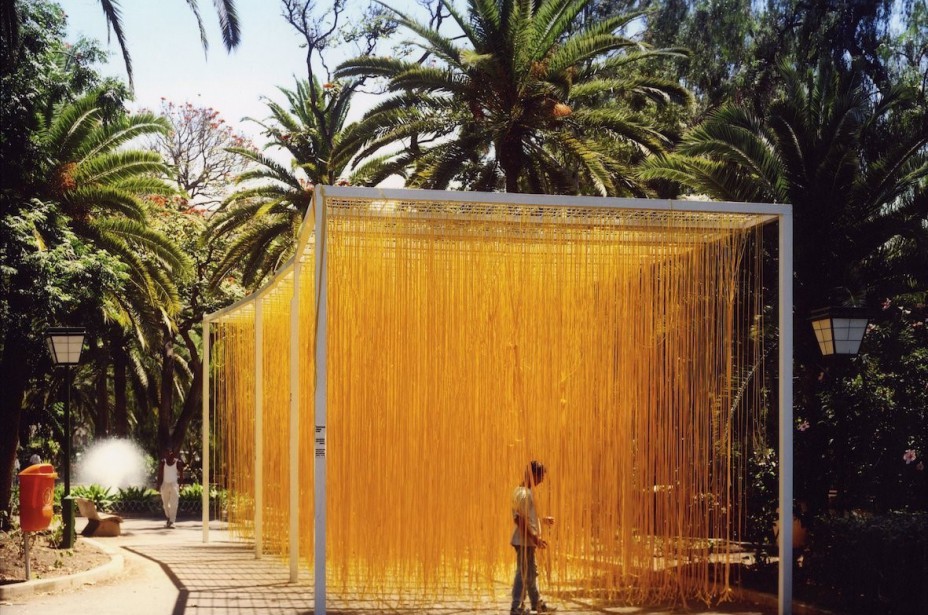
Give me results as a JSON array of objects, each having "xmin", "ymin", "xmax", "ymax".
[
  {"xmin": 0, "ymin": 1, "xmax": 187, "ymax": 527},
  {"xmin": 36, "ymin": 92, "xmax": 189, "ymax": 312},
  {"xmin": 143, "ymin": 100, "xmax": 249, "ymax": 454},
  {"xmin": 641, "ymin": 66, "xmax": 927, "ymax": 317},
  {"xmin": 642, "ymin": 66, "xmax": 928, "ymax": 512},
  {"xmin": 0, "ymin": 0, "xmax": 106, "ymax": 529},
  {"xmin": 804, "ymin": 298, "xmax": 928, "ymax": 513},
  {"xmin": 336, "ymin": 0, "xmax": 690, "ymax": 194},
  {"xmin": 633, "ymin": 0, "xmax": 928, "ymax": 113},
  {"xmin": 639, "ymin": 0, "xmax": 754, "ymax": 111}
]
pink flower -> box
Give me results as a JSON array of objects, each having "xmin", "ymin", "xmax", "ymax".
[
  {"xmin": 882, "ymin": 298, "xmax": 892, "ymax": 310},
  {"xmin": 797, "ymin": 420, "xmax": 810, "ymax": 432},
  {"xmin": 903, "ymin": 449, "xmax": 917, "ymax": 464}
]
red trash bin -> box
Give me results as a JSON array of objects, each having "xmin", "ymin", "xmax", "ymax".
[{"xmin": 19, "ymin": 463, "xmax": 58, "ymax": 532}]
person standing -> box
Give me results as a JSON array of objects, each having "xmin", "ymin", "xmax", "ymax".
[
  {"xmin": 510, "ymin": 460, "xmax": 556, "ymax": 614},
  {"xmin": 157, "ymin": 449, "xmax": 184, "ymax": 528}
]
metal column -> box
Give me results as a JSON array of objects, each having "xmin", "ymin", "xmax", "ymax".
[
  {"xmin": 290, "ymin": 264, "xmax": 301, "ymax": 581},
  {"xmin": 313, "ymin": 196, "xmax": 329, "ymax": 614},
  {"xmin": 255, "ymin": 299, "xmax": 264, "ymax": 558},
  {"xmin": 778, "ymin": 211, "xmax": 794, "ymax": 615},
  {"xmin": 201, "ymin": 319, "xmax": 210, "ymax": 543}
]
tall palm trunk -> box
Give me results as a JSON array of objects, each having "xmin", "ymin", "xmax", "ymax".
[
  {"xmin": 170, "ymin": 362, "xmax": 202, "ymax": 454},
  {"xmin": 500, "ymin": 130, "xmax": 525, "ymax": 193},
  {"xmin": 113, "ymin": 347, "xmax": 128, "ymax": 437},
  {"xmin": 158, "ymin": 330, "xmax": 175, "ymax": 454},
  {"xmin": 168, "ymin": 329, "xmax": 205, "ymax": 454},
  {"xmin": 94, "ymin": 368, "xmax": 110, "ymax": 437}
]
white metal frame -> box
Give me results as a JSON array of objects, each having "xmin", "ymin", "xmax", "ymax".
[
  {"xmin": 202, "ymin": 186, "xmax": 795, "ymax": 615},
  {"xmin": 254, "ymin": 299, "xmax": 263, "ymax": 559}
]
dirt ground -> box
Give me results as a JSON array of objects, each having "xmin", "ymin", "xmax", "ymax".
[{"xmin": 0, "ymin": 527, "xmax": 108, "ymax": 584}]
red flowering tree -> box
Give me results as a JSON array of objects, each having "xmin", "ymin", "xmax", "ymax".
[
  {"xmin": 133, "ymin": 101, "xmax": 252, "ymax": 456},
  {"xmin": 150, "ymin": 100, "xmax": 253, "ymax": 211}
]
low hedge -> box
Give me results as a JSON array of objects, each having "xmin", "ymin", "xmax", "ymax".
[{"xmin": 804, "ymin": 511, "xmax": 928, "ymax": 614}]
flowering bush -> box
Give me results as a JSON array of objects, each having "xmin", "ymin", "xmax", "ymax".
[{"xmin": 795, "ymin": 295, "xmax": 928, "ymax": 513}]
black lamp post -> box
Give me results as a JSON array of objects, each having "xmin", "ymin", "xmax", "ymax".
[
  {"xmin": 809, "ymin": 306, "xmax": 870, "ymax": 356},
  {"xmin": 45, "ymin": 327, "xmax": 86, "ymax": 548},
  {"xmin": 808, "ymin": 307, "xmax": 870, "ymax": 512}
]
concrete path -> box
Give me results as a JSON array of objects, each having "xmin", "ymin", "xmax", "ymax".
[{"xmin": 1, "ymin": 518, "xmax": 779, "ymax": 615}]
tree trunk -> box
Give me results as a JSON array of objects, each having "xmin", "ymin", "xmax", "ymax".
[
  {"xmin": 157, "ymin": 331, "xmax": 175, "ymax": 455},
  {"xmin": 499, "ymin": 129, "xmax": 525, "ymax": 193},
  {"xmin": 0, "ymin": 331, "xmax": 30, "ymax": 530},
  {"xmin": 94, "ymin": 367, "xmax": 110, "ymax": 438},
  {"xmin": 113, "ymin": 347, "xmax": 128, "ymax": 437},
  {"xmin": 169, "ymin": 329, "xmax": 204, "ymax": 458},
  {"xmin": 170, "ymin": 360, "xmax": 201, "ymax": 455}
]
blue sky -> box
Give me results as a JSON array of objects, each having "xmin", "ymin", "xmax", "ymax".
[{"xmin": 63, "ymin": 0, "xmax": 376, "ymax": 145}]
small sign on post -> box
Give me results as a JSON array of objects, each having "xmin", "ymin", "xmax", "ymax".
[{"xmin": 315, "ymin": 425, "xmax": 326, "ymax": 458}]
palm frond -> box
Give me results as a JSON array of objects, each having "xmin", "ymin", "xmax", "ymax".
[
  {"xmin": 99, "ymin": 0, "xmax": 133, "ymax": 86},
  {"xmin": 211, "ymin": 0, "xmax": 241, "ymax": 51}
]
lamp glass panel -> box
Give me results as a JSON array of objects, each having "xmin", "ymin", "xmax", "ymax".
[
  {"xmin": 46, "ymin": 337, "xmax": 58, "ymax": 363},
  {"xmin": 832, "ymin": 317, "xmax": 868, "ymax": 355},
  {"xmin": 811, "ymin": 317, "xmax": 834, "ymax": 355},
  {"xmin": 50, "ymin": 334, "xmax": 85, "ymax": 364}
]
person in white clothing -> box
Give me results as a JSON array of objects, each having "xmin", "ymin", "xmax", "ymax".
[
  {"xmin": 157, "ymin": 448, "xmax": 184, "ymax": 528},
  {"xmin": 510, "ymin": 460, "xmax": 556, "ymax": 614}
]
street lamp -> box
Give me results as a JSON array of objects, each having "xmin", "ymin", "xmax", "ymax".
[
  {"xmin": 45, "ymin": 327, "xmax": 86, "ymax": 548},
  {"xmin": 809, "ymin": 306, "xmax": 870, "ymax": 356}
]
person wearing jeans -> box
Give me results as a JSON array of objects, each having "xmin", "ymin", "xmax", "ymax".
[{"xmin": 510, "ymin": 460, "xmax": 556, "ymax": 614}]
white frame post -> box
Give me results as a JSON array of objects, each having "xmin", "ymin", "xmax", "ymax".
[
  {"xmin": 254, "ymin": 299, "xmax": 264, "ymax": 558},
  {"xmin": 778, "ymin": 211, "xmax": 794, "ymax": 615},
  {"xmin": 290, "ymin": 266, "xmax": 301, "ymax": 581},
  {"xmin": 313, "ymin": 194, "xmax": 329, "ymax": 614},
  {"xmin": 201, "ymin": 319, "xmax": 211, "ymax": 543}
]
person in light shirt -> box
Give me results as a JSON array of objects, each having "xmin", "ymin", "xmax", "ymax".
[
  {"xmin": 510, "ymin": 460, "xmax": 556, "ymax": 614},
  {"xmin": 157, "ymin": 448, "xmax": 184, "ymax": 528}
]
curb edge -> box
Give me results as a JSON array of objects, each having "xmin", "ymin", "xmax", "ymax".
[{"xmin": 0, "ymin": 537, "xmax": 124, "ymax": 601}]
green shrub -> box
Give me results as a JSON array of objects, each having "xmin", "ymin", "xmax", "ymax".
[
  {"xmin": 109, "ymin": 486, "xmax": 160, "ymax": 514},
  {"xmin": 71, "ymin": 484, "xmax": 115, "ymax": 512},
  {"xmin": 179, "ymin": 483, "xmax": 203, "ymax": 502},
  {"xmin": 804, "ymin": 511, "xmax": 928, "ymax": 614},
  {"xmin": 115, "ymin": 486, "xmax": 159, "ymax": 501}
]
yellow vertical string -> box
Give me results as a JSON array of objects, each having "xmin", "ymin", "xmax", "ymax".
[{"xmin": 212, "ymin": 197, "xmax": 770, "ymax": 609}]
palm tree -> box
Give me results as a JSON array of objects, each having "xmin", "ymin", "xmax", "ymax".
[
  {"xmin": 336, "ymin": 0, "xmax": 689, "ymax": 194},
  {"xmin": 209, "ymin": 78, "xmax": 382, "ymax": 288},
  {"xmin": 1, "ymin": 0, "xmax": 240, "ymax": 86},
  {"xmin": 255, "ymin": 78, "xmax": 397, "ymax": 186},
  {"xmin": 19, "ymin": 92, "xmax": 192, "ymax": 455},
  {"xmin": 37, "ymin": 91, "xmax": 192, "ymax": 314},
  {"xmin": 639, "ymin": 66, "xmax": 927, "ymax": 314}
]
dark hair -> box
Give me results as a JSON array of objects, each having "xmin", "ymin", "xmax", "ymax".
[{"xmin": 529, "ymin": 460, "xmax": 546, "ymax": 482}]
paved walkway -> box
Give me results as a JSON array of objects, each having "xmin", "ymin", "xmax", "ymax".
[{"xmin": 2, "ymin": 518, "xmax": 780, "ymax": 615}]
